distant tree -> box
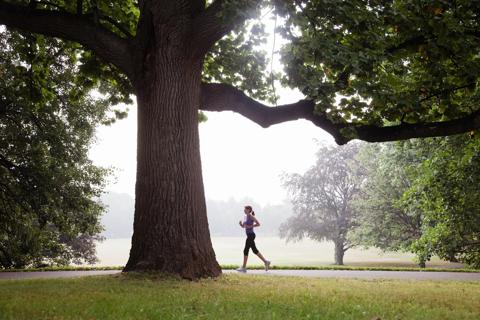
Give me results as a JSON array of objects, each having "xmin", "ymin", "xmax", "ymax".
[
  {"xmin": 352, "ymin": 141, "xmax": 427, "ymax": 266},
  {"xmin": 0, "ymin": 30, "xmax": 117, "ymax": 269},
  {"xmin": 280, "ymin": 144, "xmax": 363, "ymax": 265}
]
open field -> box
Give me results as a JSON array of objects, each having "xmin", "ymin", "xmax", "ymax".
[
  {"xmin": 95, "ymin": 237, "xmax": 465, "ymax": 268},
  {"xmin": 1, "ymin": 274, "xmax": 479, "ymax": 320}
]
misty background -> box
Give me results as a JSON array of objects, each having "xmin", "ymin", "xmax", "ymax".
[
  {"xmin": 100, "ymin": 192, "xmax": 292, "ymax": 239},
  {"xmin": 97, "ymin": 192, "xmax": 455, "ymax": 268}
]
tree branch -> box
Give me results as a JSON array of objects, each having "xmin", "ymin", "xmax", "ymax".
[
  {"xmin": 353, "ymin": 113, "xmax": 480, "ymax": 143},
  {"xmin": 191, "ymin": 0, "xmax": 260, "ymax": 56},
  {"xmin": 0, "ymin": 1, "xmax": 134, "ymax": 79},
  {"xmin": 98, "ymin": 14, "xmax": 134, "ymax": 38},
  {"xmin": 200, "ymin": 82, "xmax": 347, "ymax": 142},
  {"xmin": 200, "ymin": 83, "xmax": 480, "ymax": 144}
]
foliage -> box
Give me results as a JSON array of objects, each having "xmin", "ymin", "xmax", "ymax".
[
  {"xmin": 276, "ymin": 0, "xmax": 480, "ymax": 125},
  {"xmin": 0, "ymin": 274, "xmax": 479, "ymax": 319},
  {"xmin": 280, "ymin": 143, "xmax": 364, "ymax": 264},
  {"xmin": 354, "ymin": 136, "xmax": 480, "ymax": 268},
  {"xmin": 23, "ymin": 1, "xmax": 276, "ymax": 106},
  {"xmin": 0, "ymin": 29, "xmax": 115, "ymax": 268},
  {"xmin": 5, "ymin": 1, "xmax": 480, "ymax": 135},
  {"xmin": 203, "ymin": 20, "xmax": 276, "ymax": 103},
  {"xmin": 409, "ymin": 135, "xmax": 480, "ymax": 268},
  {"xmin": 352, "ymin": 141, "xmax": 426, "ymax": 265}
]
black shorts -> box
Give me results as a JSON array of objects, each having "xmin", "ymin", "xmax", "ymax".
[{"xmin": 243, "ymin": 233, "xmax": 259, "ymax": 256}]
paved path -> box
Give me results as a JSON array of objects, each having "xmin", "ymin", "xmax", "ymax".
[
  {"xmin": 223, "ymin": 269, "xmax": 480, "ymax": 281},
  {"xmin": 1, "ymin": 269, "xmax": 479, "ymax": 281}
]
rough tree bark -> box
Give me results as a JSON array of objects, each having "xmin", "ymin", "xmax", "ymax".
[
  {"xmin": 123, "ymin": 44, "xmax": 221, "ymax": 279},
  {"xmin": 122, "ymin": 1, "xmax": 223, "ymax": 278},
  {"xmin": 125, "ymin": 71, "xmax": 221, "ymax": 278}
]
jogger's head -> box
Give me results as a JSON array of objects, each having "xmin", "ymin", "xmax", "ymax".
[{"xmin": 244, "ymin": 205, "xmax": 255, "ymax": 215}]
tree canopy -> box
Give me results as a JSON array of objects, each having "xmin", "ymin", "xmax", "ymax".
[
  {"xmin": 0, "ymin": 1, "xmax": 479, "ymax": 144},
  {"xmin": 279, "ymin": 0, "xmax": 480, "ymax": 127},
  {"xmin": 352, "ymin": 141, "xmax": 426, "ymax": 266},
  {"xmin": 0, "ymin": 29, "xmax": 117, "ymax": 268},
  {"xmin": 203, "ymin": 0, "xmax": 480, "ymax": 143},
  {"xmin": 407, "ymin": 135, "xmax": 480, "ymax": 268},
  {"xmin": 353, "ymin": 136, "xmax": 480, "ymax": 268}
]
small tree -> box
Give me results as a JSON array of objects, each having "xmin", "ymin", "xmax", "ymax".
[{"xmin": 280, "ymin": 143, "xmax": 363, "ymax": 265}]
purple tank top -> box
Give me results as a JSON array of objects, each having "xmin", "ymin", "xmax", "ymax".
[{"xmin": 245, "ymin": 215, "xmax": 255, "ymax": 235}]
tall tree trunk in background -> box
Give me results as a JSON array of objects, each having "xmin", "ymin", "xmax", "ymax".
[
  {"xmin": 334, "ymin": 240, "xmax": 345, "ymax": 265},
  {"xmin": 123, "ymin": 8, "xmax": 221, "ymax": 278}
]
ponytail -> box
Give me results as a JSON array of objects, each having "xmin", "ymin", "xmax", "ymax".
[{"xmin": 251, "ymin": 211, "xmax": 255, "ymax": 216}]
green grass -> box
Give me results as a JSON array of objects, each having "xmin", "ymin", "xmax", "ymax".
[
  {"xmin": 2, "ymin": 264, "xmax": 479, "ymax": 273},
  {"xmin": 0, "ymin": 273, "xmax": 479, "ymax": 319}
]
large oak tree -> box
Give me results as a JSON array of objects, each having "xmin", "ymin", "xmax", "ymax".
[{"xmin": 1, "ymin": 0, "xmax": 479, "ymax": 278}]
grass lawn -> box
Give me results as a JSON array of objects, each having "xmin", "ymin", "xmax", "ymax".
[{"xmin": 1, "ymin": 274, "xmax": 479, "ymax": 320}]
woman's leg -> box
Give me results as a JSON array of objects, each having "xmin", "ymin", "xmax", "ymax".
[
  {"xmin": 242, "ymin": 255, "xmax": 248, "ymax": 268},
  {"xmin": 242, "ymin": 235, "xmax": 253, "ymax": 268},
  {"xmin": 250, "ymin": 235, "xmax": 267, "ymax": 263},
  {"xmin": 250, "ymin": 235, "xmax": 271, "ymax": 270},
  {"xmin": 255, "ymin": 252, "xmax": 267, "ymax": 263}
]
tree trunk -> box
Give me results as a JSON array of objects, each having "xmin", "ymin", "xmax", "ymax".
[
  {"xmin": 123, "ymin": 43, "xmax": 221, "ymax": 279},
  {"xmin": 334, "ymin": 241, "xmax": 345, "ymax": 265},
  {"xmin": 418, "ymin": 258, "xmax": 426, "ymax": 268}
]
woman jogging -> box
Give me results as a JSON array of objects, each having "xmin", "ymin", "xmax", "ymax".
[{"xmin": 236, "ymin": 205, "xmax": 271, "ymax": 273}]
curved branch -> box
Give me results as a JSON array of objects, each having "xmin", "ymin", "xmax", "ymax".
[
  {"xmin": 0, "ymin": 1, "xmax": 134, "ymax": 79},
  {"xmin": 200, "ymin": 83, "xmax": 480, "ymax": 144},
  {"xmin": 200, "ymin": 83, "xmax": 347, "ymax": 143}
]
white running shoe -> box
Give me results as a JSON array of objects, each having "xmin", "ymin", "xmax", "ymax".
[
  {"xmin": 265, "ymin": 260, "xmax": 271, "ymax": 271},
  {"xmin": 236, "ymin": 267, "xmax": 247, "ymax": 273}
]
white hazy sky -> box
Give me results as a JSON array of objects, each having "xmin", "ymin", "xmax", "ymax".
[{"xmin": 88, "ymin": 14, "xmax": 334, "ymax": 206}]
